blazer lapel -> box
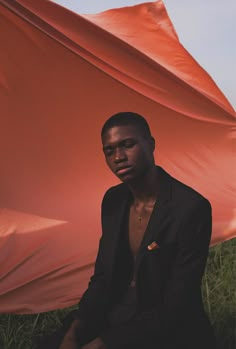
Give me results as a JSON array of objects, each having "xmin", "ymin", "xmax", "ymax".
[
  {"xmin": 106, "ymin": 185, "xmax": 132, "ymax": 277},
  {"xmin": 134, "ymin": 166, "xmax": 172, "ymax": 273}
]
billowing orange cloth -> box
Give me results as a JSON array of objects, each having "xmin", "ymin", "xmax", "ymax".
[{"xmin": 0, "ymin": 0, "xmax": 235, "ymax": 314}]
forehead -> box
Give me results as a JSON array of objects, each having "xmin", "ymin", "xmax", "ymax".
[{"xmin": 102, "ymin": 125, "xmax": 142, "ymax": 145}]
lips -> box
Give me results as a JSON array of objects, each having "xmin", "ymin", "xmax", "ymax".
[{"xmin": 116, "ymin": 166, "xmax": 133, "ymax": 175}]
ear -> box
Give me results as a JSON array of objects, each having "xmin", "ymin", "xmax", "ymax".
[{"xmin": 150, "ymin": 136, "xmax": 155, "ymax": 152}]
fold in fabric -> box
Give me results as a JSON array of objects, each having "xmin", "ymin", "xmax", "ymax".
[{"xmin": 0, "ymin": 0, "xmax": 235, "ymax": 313}]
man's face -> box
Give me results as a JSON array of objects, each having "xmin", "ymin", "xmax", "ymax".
[{"xmin": 102, "ymin": 125, "xmax": 155, "ymax": 183}]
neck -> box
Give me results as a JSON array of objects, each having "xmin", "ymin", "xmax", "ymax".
[{"xmin": 127, "ymin": 165, "xmax": 158, "ymax": 204}]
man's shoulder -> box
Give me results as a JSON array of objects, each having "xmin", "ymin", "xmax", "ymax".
[
  {"xmin": 171, "ymin": 175, "xmax": 206, "ymax": 201},
  {"xmin": 160, "ymin": 166, "xmax": 211, "ymax": 208},
  {"xmin": 101, "ymin": 183, "xmax": 129, "ymax": 215},
  {"xmin": 102, "ymin": 182, "xmax": 128, "ymax": 202},
  {"xmin": 102, "ymin": 167, "xmax": 211, "ymax": 210}
]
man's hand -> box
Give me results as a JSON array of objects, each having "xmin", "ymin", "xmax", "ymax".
[
  {"xmin": 58, "ymin": 336, "xmax": 77, "ymax": 349},
  {"xmin": 81, "ymin": 337, "xmax": 106, "ymax": 349},
  {"xmin": 58, "ymin": 318, "xmax": 81, "ymax": 349}
]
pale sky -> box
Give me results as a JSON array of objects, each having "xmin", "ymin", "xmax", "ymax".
[{"xmin": 53, "ymin": 0, "xmax": 235, "ymax": 109}]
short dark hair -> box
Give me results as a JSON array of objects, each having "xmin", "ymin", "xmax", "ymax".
[{"xmin": 101, "ymin": 112, "xmax": 152, "ymax": 139}]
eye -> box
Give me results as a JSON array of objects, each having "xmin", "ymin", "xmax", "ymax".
[
  {"xmin": 124, "ymin": 141, "xmax": 135, "ymax": 148},
  {"xmin": 104, "ymin": 148, "xmax": 114, "ymax": 156}
]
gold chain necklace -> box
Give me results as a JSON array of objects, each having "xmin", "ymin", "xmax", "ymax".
[{"xmin": 133, "ymin": 200, "xmax": 156, "ymax": 223}]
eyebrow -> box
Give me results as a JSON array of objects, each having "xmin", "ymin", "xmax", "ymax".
[{"xmin": 103, "ymin": 137, "xmax": 136, "ymax": 151}]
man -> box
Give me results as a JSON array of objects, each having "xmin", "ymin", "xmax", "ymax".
[{"xmin": 40, "ymin": 112, "xmax": 216, "ymax": 349}]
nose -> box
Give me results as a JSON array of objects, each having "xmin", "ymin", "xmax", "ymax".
[{"xmin": 114, "ymin": 147, "xmax": 127, "ymax": 163}]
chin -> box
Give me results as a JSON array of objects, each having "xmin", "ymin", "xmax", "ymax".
[{"xmin": 119, "ymin": 173, "xmax": 138, "ymax": 184}]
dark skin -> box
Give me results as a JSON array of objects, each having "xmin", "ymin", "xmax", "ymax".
[
  {"xmin": 103, "ymin": 125, "xmax": 159, "ymax": 259},
  {"xmin": 59, "ymin": 125, "xmax": 158, "ymax": 349}
]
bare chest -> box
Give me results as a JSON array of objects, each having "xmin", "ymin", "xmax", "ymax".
[{"xmin": 128, "ymin": 204, "xmax": 155, "ymax": 258}]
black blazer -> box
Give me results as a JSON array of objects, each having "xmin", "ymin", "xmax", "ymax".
[{"xmin": 76, "ymin": 166, "xmax": 216, "ymax": 349}]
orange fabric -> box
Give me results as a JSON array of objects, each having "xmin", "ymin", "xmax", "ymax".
[{"xmin": 0, "ymin": 0, "xmax": 235, "ymax": 314}]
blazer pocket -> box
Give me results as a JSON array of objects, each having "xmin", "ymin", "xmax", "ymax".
[
  {"xmin": 160, "ymin": 242, "xmax": 177, "ymax": 250},
  {"xmin": 147, "ymin": 241, "xmax": 177, "ymax": 251},
  {"xmin": 147, "ymin": 243, "xmax": 178, "ymax": 259}
]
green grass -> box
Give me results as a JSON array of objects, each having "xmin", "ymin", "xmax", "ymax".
[
  {"xmin": 0, "ymin": 239, "xmax": 235, "ymax": 349},
  {"xmin": 202, "ymin": 239, "xmax": 236, "ymax": 349}
]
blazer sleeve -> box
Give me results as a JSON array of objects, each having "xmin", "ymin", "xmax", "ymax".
[{"xmin": 100, "ymin": 197, "xmax": 212, "ymax": 349}]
